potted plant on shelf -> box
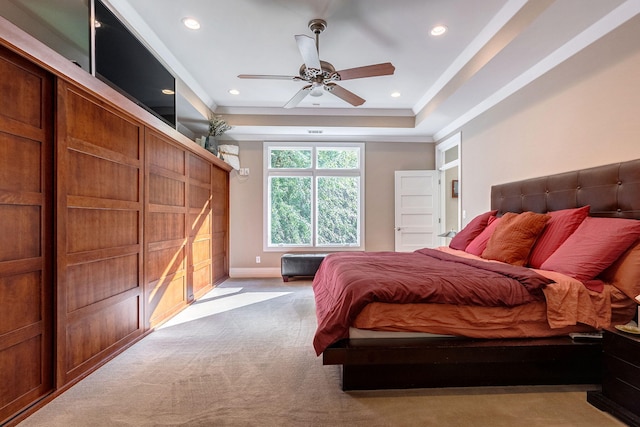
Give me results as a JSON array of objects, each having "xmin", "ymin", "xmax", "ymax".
[{"xmin": 206, "ymin": 114, "xmax": 232, "ymax": 157}]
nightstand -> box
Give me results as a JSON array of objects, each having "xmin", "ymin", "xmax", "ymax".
[{"xmin": 587, "ymin": 328, "xmax": 640, "ymax": 426}]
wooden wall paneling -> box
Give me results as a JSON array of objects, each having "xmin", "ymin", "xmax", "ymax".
[
  {"xmin": 188, "ymin": 153, "xmax": 213, "ymax": 299},
  {"xmin": 211, "ymin": 165, "xmax": 229, "ymax": 284},
  {"xmin": 0, "ymin": 22, "xmax": 232, "ymax": 423},
  {"xmin": 144, "ymin": 129, "xmax": 189, "ymax": 329},
  {"xmin": 0, "ymin": 45, "xmax": 54, "ymax": 425},
  {"xmin": 55, "ymin": 81, "xmax": 144, "ymax": 386}
]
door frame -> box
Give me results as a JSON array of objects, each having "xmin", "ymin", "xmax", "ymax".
[{"xmin": 436, "ymin": 133, "xmax": 461, "ymax": 245}]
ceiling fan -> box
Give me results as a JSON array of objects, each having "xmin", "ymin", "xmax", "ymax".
[{"xmin": 238, "ymin": 19, "xmax": 395, "ymax": 108}]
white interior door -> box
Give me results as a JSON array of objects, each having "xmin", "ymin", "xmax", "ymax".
[{"xmin": 394, "ymin": 170, "xmax": 439, "ymax": 252}]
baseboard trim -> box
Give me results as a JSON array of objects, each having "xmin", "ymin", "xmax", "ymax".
[{"xmin": 229, "ymin": 267, "xmax": 282, "ymax": 278}]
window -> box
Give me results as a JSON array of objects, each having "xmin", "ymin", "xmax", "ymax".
[{"xmin": 264, "ymin": 142, "xmax": 364, "ymax": 250}]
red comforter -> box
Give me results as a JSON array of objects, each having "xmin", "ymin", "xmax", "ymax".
[{"xmin": 312, "ymin": 249, "xmax": 554, "ymax": 355}]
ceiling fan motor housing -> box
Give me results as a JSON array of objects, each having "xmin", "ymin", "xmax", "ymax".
[{"xmin": 299, "ymin": 60, "xmax": 340, "ymax": 83}]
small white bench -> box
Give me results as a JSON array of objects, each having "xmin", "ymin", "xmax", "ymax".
[{"xmin": 280, "ymin": 253, "xmax": 328, "ymax": 282}]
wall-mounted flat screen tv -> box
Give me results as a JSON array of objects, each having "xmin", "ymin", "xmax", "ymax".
[{"xmin": 94, "ymin": 0, "xmax": 176, "ymax": 127}]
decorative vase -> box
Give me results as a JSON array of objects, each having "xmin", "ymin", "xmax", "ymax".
[{"xmin": 205, "ymin": 136, "xmax": 219, "ymax": 156}]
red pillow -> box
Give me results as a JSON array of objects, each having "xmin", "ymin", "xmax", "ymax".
[
  {"xmin": 540, "ymin": 217, "xmax": 640, "ymax": 281},
  {"xmin": 482, "ymin": 211, "xmax": 550, "ymax": 266},
  {"xmin": 449, "ymin": 210, "xmax": 498, "ymax": 251},
  {"xmin": 600, "ymin": 240, "xmax": 640, "ymax": 300},
  {"xmin": 465, "ymin": 216, "xmax": 501, "ymax": 256},
  {"xmin": 528, "ymin": 206, "xmax": 590, "ymax": 268}
]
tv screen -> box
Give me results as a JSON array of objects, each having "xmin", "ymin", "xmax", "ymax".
[{"xmin": 94, "ymin": 0, "xmax": 176, "ymax": 127}]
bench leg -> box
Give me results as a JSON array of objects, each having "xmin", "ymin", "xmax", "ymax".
[{"xmin": 282, "ymin": 276, "xmax": 289, "ymax": 282}]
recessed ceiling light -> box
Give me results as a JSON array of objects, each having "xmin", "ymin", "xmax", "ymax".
[
  {"xmin": 161, "ymin": 88, "xmax": 175, "ymax": 95},
  {"xmin": 229, "ymin": 89, "xmax": 240, "ymax": 95},
  {"xmin": 430, "ymin": 25, "xmax": 447, "ymax": 36},
  {"xmin": 182, "ymin": 17, "xmax": 200, "ymax": 30},
  {"xmin": 391, "ymin": 91, "xmax": 401, "ymax": 98}
]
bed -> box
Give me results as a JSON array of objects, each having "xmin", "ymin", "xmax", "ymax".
[{"xmin": 314, "ymin": 159, "xmax": 640, "ymax": 390}]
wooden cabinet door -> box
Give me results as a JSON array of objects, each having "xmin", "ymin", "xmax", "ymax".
[
  {"xmin": 55, "ymin": 81, "xmax": 145, "ymax": 386},
  {"xmin": 0, "ymin": 45, "xmax": 54, "ymax": 424},
  {"xmin": 188, "ymin": 153, "xmax": 214, "ymax": 299},
  {"xmin": 144, "ymin": 129, "xmax": 189, "ymax": 328},
  {"xmin": 211, "ymin": 165, "xmax": 229, "ymax": 284}
]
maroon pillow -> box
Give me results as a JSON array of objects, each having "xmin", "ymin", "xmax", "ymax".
[
  {"xmin": 528, "ymin": 206, "xmax": 590, "ymax": 268},
  {"xmin": 449, "ymin": 210, "xmax": 498, "ymax": 251},
  {"xmin": 465, "ymin": 216, "xmax": 501, "ymax": 256},
  {"xmin": 541, "ymin": 217, "xmax": 640, "ymax": 281}
]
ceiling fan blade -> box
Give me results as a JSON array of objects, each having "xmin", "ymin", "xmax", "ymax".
[
  {"xmin": 324, "ymin": 83, "xmax": 365, "ymax": 107},
  {"xmin": 284, "ymin": 85, "xmax": 312, "ymax": 109},
  {"xmin": 336, "ymin": 62, "xmax": 395, "ymax": 81},
  {"xmin": 295, "ymin": 35, "xmax": 321, "ymax": 70},
  {"xmin": 238, "ymin": 74, "xmax": 300, "ymax": 80}
]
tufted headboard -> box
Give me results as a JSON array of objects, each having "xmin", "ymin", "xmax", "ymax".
[{"xmin": 491, "ymin": 159, "xmax": 640, "ymax": 220}]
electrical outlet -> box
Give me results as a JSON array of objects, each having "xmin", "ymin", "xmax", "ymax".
[
  {"xmin": 239, "ymin": 168, "xmax": 250, "ymax": 176},
  {"xmin": 255, "ymin": 256, "xmax": 261, "ymax": 263}
]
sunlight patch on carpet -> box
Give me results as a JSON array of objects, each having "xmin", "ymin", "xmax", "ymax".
[{"xmin": 159, "ymin": 290, "xmax": 292, "ymax": 328}]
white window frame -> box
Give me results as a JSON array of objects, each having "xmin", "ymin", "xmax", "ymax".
[{"xmin": 263, "ymin": 141, "xmax": 365, "ymax": 252}]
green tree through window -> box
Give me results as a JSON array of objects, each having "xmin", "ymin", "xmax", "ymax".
[
  {"xmin": 270, "ymin": 176, "xmax": 312, "ymax": 245},
  {"xmin": 317, "ymin": 176, "xmax": 359, "ymax": 245},
  {"xmin": 270, "ymin": 149, "xmax": 311, "ymax": 168}
]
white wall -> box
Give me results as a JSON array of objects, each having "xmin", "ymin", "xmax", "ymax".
[{"xmin": 455, "ymin": 14, "xmax": 640, "ymax": 222}]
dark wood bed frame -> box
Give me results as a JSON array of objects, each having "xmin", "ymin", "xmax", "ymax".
[{"xmin": 323, "ymin": 159, "xmax": 640, "ymax": 391}]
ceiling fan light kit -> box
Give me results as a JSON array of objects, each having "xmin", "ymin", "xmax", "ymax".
[{"xmin": 238, "ymin": 18, "xmax": 395, "ymax": 108}]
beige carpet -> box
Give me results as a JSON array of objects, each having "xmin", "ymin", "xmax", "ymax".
[{"xmin": 19, "ymin": 278, "xmax": 624, "ymax": 427}]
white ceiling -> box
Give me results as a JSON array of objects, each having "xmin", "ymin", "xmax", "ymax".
[{"xmin": 105, "ymin": 0, "xmax": 639, "ymax": 142}]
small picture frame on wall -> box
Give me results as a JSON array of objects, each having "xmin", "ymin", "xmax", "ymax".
[{"xmin": 452, "ymin": 180, "xmax": 459, "ymax": 198}]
